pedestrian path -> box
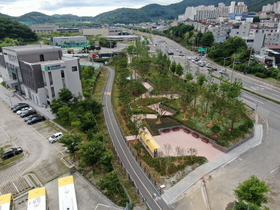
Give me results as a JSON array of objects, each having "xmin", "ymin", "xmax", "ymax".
[
  {"xmin": 162, "ymin": 124, "xmax": 263, "ymax": 204},
  {"xmin": 0, "ymin": 77, "xmax": 56, "ymax": 120}
]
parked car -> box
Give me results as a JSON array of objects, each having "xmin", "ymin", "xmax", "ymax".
[
  {"xmin": 13, "ymin": 104, "xmax": 29, "ymax": 112},
  {"xmin": 20, "ymin": 109, "xmax": 36, "ymax": 118},
  {"xmin": 48, "ymin": 132, "xmax": 63, "ymax": 143},
  {"xmin": 16, "ymin": 107, "xmax": 31, "ymax": 115},
  {"xmin": 212, "ymin": 67, "xmax": 218, "ymax": 71},
  {"xmin": 24, "ymin": 114, "xmax": 40, "ymax": 122},
  {"xmin": 27, "ymin": 116, "xmax": 45, "ymax": 125},
  {"xmin": 11, "ymin": 103, "xmax": 27, "ymax": 110},
  {"xmin": 219, "ymin": 69, "xmax": 226, "ymax": 74},
  {"xmin": 2, "ymin": 147, "xmax": 23, "ymax": 160},
  {"xmin": 179, "ymin": 52, "xmax": 184, "ymax": 56}
]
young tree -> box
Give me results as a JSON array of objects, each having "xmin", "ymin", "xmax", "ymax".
[
  {"xmin": 170, "ymin": 61, "xmax": 176, "ymax": 73},
  {"xmin": 59, "ymin": 88, "xmax": 74, "ymax": 104},
  {"xmin": 57, "ymin": 106, "xmax": 73, "ymax": 125},
  {"xmin": 59, "ymin": 134, "xmax": 82, "ymax": 157},
  {"xmin": 234, "ymin": 175, "xmax": 270, "ymax": 208},
  {"xmin": 79, "ymin": 140, "xmax": 105, "ymax": 170},
  {"xmin": 200, "ymin": 31, "xmax": 214, "ymax": 47},
  {"xmin": 78, "ymin": 111, "xmax": 98, "ymax": 133},
  {"xmin": 175, "ymin": 63, "xmax": 184, "ymax": 76},
  {"xmin": 97, "ymin": 170, "xmax": 122, "ymax": 196}
]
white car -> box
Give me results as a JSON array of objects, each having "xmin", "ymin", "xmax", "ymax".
[
  {"xmin": 219, "ymin": 69, "xmax": 226, "ymax": 74},
  {"xmin": 48, "ymin": 132, "xmax": 63, "ymax": 143},
  {"xmin": 16, "ymin": 107, "xmax": 31, "ymax": 115}
]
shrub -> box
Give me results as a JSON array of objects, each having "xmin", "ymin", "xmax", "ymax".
[{"xmin": 255, "ymin": 72, "xmax": 267, "ymax": 78}]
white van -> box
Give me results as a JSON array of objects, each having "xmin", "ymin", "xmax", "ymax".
[{"xmin": 48, "ymin": 132, "xmax": 63, "ymax": 143}]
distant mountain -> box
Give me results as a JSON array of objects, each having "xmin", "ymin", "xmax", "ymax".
[
  {"xmin": 91, "ymin": 0, "xmax": 275, "ymax": 24},
  {"xmin": 0, "ymin": 0, "xmax": 275, "ymax": 25}
]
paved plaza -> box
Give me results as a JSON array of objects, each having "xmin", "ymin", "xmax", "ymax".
[{"xmin": 154, "ymin": 130, "xmax": 224, "ymax": 161}]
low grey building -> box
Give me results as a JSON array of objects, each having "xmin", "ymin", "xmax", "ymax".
[{"xmin": 0, "ymin": 45, "xmax": 83, "ymax": 106}]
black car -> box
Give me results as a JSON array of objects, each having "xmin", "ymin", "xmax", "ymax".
[
  {"xmin": 20, "ymin": 109, "xmax": 36, "ymax": 118},
  {"xmin": 11, "ymin": 103, "xmax": 28, "ymax": 110},
  {"xmin": 13, "ymin": 104, "xmax": 29, "ymax": 112},
  {"xmin": 2, "ymin": 147, "xmax": 23, "ymax": 160},
  {"xmin": 24, "ymin": 114, "xmax": 40, "ymax": 122},
  {"xmin": 27, "ymin": 116, "xmax": 45, "ymax": 125}
]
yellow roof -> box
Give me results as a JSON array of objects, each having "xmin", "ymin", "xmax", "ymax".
[
  {"xmin": 140, "ymin": 131, "xmax": 160, "ymax": 152},
  {"xmin": 28, "ymin": 187, "xmax": 46, "ymax": 200},
  {"xmin": 58, "ymin": 175, "xmax": 74, "ymax": 187},
  {"xmin": 0, "ymin": 193, "xmax": 12, "ymax": 205}
]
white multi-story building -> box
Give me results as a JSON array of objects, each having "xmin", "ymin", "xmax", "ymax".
[
  {"xmin": 180, "ymin": 1, "xmax": 247, "ymax": 21},
  {"xmin": 262, "ymin": 1, "xmax": 280, "ymax": 13},
  {"xmin": 0, "ymin": 45, "xmax": 82, "ymax": 106},
  {"xmin": 235, "ymin": 2, "xmax": 247, "ymax": 14}
]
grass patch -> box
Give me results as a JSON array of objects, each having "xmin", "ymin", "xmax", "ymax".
[
  {"xmin": 145, "ymin": 117, "xmax": 180, "ymax": 136},
  {"xmin": 92, "ymin": 67, "xmax": 108, "ymax": 100},
  {"xmin": 0, "ymin": 81, "xmax": 8, "ymax": 88},
  {"xmin": 28, "ymin": 174, "xmax": 39, "ymax": 188},
  {"xmin": 132, "ymin": 141, "xmax": 207, "ymax": 176},
  {"xmin": 0, "ymin": 153, "xmax": 24, "ymax": 168}
]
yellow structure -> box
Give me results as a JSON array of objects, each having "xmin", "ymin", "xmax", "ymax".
[
  {"xmin": 139, "ymin": 131, "xmax": 160, "ymax": 158},
  {"xmin": 0, "ymin": 193, "xmax": 13, "ymax": 210}
]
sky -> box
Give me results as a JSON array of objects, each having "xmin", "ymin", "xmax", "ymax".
[{"xmin": 0, "ymin": 0, "xmax": 182, "ymax": 17}]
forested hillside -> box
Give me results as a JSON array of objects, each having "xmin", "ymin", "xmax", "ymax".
[
  {"xmin": 0, "ymin": 17, "xmax": 38, "ymax": 42},
  {"xmin": 0, "ymin": 0, "xmax": 275, "ymax": 25}
]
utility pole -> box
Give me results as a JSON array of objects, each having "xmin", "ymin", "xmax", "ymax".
[
  {"xmin": 231, "ymin": 58, "xmax": 235, "ymax": 83},
  {"xmin": 248, "ymin": 47, "xmax": 253, "ymax": 67}
]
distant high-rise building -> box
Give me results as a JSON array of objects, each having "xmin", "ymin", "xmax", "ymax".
[
  {"xmin": 180, "ymin": 1, "xmax": 247, "ymax": 21},
  {"xmin": 262, "ymin": 1, "xmax": 280, "ymax": 13}
]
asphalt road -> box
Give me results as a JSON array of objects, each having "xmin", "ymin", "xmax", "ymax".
[
  {"xmin": 102, "ymin": 66, "xmax": 172, "ymax": 210},
  {"xmin": 152, "ymin": 35, "xmax": 280, "ymax": 102}
]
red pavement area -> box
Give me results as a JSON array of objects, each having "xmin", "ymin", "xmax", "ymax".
[{"xmin": 153, "ymin": 130, "xmax": 224, "ymax": 161}]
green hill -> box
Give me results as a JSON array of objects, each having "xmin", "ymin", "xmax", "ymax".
[
  {"xmin": 0, "ymin": 17, "xmax": 38, "ymax": 42},
  {"xmin": 0, "ymin": 0, "xmax": 276, "ymax": 25}
]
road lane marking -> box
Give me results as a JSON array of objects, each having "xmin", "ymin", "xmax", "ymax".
[
  {"xmin": 242, "ymin": 95, "xmax": 264, "ymax": 104},
  {"xmin": 13, "ymin": 182, "xmax": 19, "ymax": 193},
  {"xmin": 0, "ymin": 126, "xmax": 17, "ymax": 147},
  {"xmin": 269, "ymin": 166, "xmax": 279, "ymax": 174}
]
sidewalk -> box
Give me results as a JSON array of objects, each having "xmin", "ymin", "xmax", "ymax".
[
  {"xmin": 162, "ymin": 124, "xmax": 263, "ymax": 204},
  {"xmin": 0, "ymin": 77, "xmax": 56, "ymax": 120}
]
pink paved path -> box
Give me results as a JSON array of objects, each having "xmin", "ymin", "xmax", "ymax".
[{"xmin": 153, "ymin": 130, "xmax": 224, "ymax": 161}]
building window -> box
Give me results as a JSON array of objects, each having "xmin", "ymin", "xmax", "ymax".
[
  {"xmin": 72, "ymin": 66, "xmax": 77, "ymax": 72},
  {"xmin": 61, "ymin": 70, "xmax": 65, "ymax": 78},
  {"xmin": 51, "ymin": 86, "xmax": 55, "ymax": 97},
  {"xmin": 40, "ymin": 54, "xmax": 44, "ymax": 61},
  {"xmin": 48, "ymin": 72, "xmax": 53, "ymax": 86}
]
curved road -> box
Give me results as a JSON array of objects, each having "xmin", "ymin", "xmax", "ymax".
[{"xmin": 102, "ymin": 66, "xmax": 172, "ymax": 210}]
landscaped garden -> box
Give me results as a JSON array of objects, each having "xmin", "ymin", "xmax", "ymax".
[{"xmin": 111, "ymin": 38, "xmax": 254, "ymax": 179}]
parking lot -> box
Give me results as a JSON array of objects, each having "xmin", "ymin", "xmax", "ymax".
[
  {"xmin": 0, "ymin": 86, "xmax": 123, "ymax": 209},
  {"xmin": 0, "ymin": 99, "xmax": 68, "ymax": 195}
]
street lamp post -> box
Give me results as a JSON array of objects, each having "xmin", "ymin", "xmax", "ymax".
[
  {"xmin": 248, "ymin": 47, "xmax": 253, "ymax": 67},
  {"xmin": 231, "ymin": 58, "xmax": 235, "ymax": 83}
]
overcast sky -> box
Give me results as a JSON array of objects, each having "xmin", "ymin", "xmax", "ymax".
[{"xmin": 0, "ymin": 0, "xmax": 182, "ymax": 17}]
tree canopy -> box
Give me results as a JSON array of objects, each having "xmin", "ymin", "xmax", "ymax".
[
  {"xmin": 234, "ymin": 175, "xmax": 270, "ymax": 207},
  {"xmin": 0, "ymin": 17, "xmax": 37, "ymax": 43}
]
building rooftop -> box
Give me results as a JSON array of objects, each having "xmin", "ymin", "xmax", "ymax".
[
  {"xmin": 2, "ymin": 45, "xmax": 60, "ymax": 52},
  {"xmin": 266, "ymin": 45, "xmax": 280, "ymax": 49},
  {"xmin": 140, "ymin": 131, "xmax": 160, "ymax": 152}
]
